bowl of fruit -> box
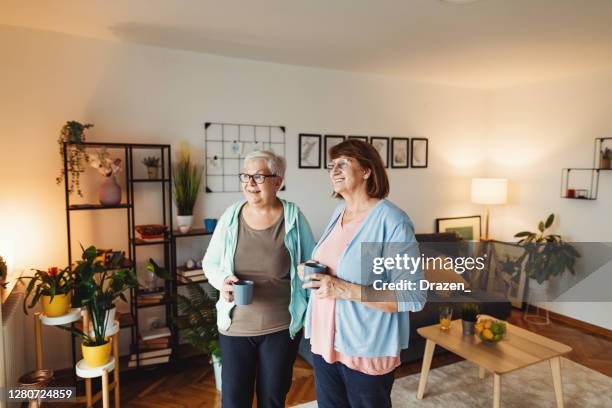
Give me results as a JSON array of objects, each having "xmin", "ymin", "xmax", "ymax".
[{"xmin": 475, "ymin": 317, "xmax": 506, "ymax": 344}]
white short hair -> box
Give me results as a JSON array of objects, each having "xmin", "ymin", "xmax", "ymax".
[{"xmin": 244, "ymin": 150, "xmax": 286, "ymax": 178}]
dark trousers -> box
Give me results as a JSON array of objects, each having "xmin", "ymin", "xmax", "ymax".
[
  {"xmin": 219, "ymin": 329, "xmax": 302, "ymax": 408},
  {"xmin": 312, "ymin": 353, "xmax": 395, "ymax": 408}
]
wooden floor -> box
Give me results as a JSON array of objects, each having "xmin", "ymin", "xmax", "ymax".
[{"xmin": 63, "ymin": 308, "xmax": 612, "ymax": 407}]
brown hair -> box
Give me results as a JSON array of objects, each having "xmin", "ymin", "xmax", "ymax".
[{"xmin": 329, "ymin": 139, "xmax": 389, "ymax": 199}]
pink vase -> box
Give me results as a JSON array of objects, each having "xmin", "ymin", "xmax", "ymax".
[{"xmin": 99, "ymin": 175, "xmax": 122, "ymax": 206}]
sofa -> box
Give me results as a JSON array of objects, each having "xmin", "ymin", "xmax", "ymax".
[{"xmin": 298, "ymin": 232, "xmax": 513, "ymax": 366}]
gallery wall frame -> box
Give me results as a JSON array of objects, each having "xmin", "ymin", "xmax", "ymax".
[
  {"xmin": 370, "ymin": 137, "xmax": 390, "ymax": 168},
  {"xmin": 348, "ymin": 135, "xmax": 369, "ymax": 143},
  {"xmin": 324, "ymin": 135, "xmax": 346, "ymax": 165},
  {"xmin": 298, "ymin": 133, "xmax": 322, "ymax": 169},
  {"xmin": 391, "ymin": 137, "xmax": 410, "ymax": 168},
  {"xmin": 411, "ymin": 137, "xmax": 429, "ymax": 168}
]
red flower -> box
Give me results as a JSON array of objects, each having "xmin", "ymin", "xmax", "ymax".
[{"xmin": 47, "ymin": 267, "xmax": 59, "ymax": 277}]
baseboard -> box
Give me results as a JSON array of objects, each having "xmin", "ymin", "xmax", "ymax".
[{"xmin": 522, "ymin": 304, "xmax": 612, "ymax": 340}]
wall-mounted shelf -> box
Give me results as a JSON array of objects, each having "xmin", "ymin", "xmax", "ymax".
[{"xmin": 560, "ymin": 138, "xmax": 611, "ymax": 200}]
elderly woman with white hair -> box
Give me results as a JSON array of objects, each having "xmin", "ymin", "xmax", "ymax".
[{"xmin": 203, "ymin": 150, "xmax": 316, "ymax": 408}]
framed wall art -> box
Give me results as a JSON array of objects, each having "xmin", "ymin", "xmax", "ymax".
[
  {"xmin": 348, "ymin": 135, "xmax": 369, "ymax": 143},
  {"xmin": 299, "ymin": 133, "xmax": 321, "ymax": 169},
  {"xmin": 435, "ymin": 215, "xmax": 482, "ymax": 241},
  {"xmin": 370, "ymin": 137, "xmax": 389, "ymax": 168},
  {"xmin": 411, "ymin": 137, "xmax": 428, "ymax": 168},
  {"xmin": 391, "ymin": 137, "xmax": 409, "ymax": 168},
  {"xmin": 324, "ymin": 135, "xmax": 346, "ymax": 165}
]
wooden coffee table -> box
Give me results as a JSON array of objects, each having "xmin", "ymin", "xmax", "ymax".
[{"xmin": 416, "ymin": 317, "xmax": 572, "ymax": 408}]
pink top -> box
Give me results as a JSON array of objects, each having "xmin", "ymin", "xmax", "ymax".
[{"xmin": 310, "ymin": 211, "xmax": 401, "ymax": 375}]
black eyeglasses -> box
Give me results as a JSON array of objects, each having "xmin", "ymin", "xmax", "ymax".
[{"xmin": 239, "ymin": 173, "xmax": 278, "ymax": 184}]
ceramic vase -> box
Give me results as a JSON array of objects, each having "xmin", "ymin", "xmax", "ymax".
[{"xmin": 99, "ymin": 175, "xmax": 121, "ymax": 206}]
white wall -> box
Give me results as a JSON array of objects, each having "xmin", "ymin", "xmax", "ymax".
[
  {"xmin": 487, "ymin": 71, "xmax": 612, "ymax": 329},
  {"xmin": 0, "ymin": 25, "xmax": 489, "ymax": 370}
]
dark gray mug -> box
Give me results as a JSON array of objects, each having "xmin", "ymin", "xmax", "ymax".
[
  {"xmin": 303, "ymin": 262, "xmax": 327, "ymax": 287},
  {"xmin": 233, "ymin": 280, "xmax": 254, "ymax": 305}
]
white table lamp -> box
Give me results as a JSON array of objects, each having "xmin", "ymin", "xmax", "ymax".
[{"xmin": 471, "ymin": 178, "xmax": 508, "ymax": 240}]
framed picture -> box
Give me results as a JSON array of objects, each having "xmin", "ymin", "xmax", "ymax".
[
  {"xmin": 391, "ymin": 138, "xmax": 409, "ymax": 168},
  {"xmin": 411, "ymin": 138, "xmax": 428, "ymax": 168},
  {"xmin": 324, "ymin": 135, "xmax": 346, "ymax": 165},
  {"xmin": 436, "ymin": 215, "xmax": 481, "ymax": 241},
  {"xmin": 487, "ymin": 240, "xmax": 529, "ymax": 308},
  {"xmin": 299, "ymin": 134, "xmax": 321, "ymax": 168},
  {"xmin": 370, "ymin": 137, "xmax": 389, "ymax": 168},
  {"xmin": 348, "ymin": 135, "xmax": 369, "ymax": 143}
]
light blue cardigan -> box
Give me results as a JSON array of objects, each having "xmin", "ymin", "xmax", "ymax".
[
  {"xmin": 203, "ymin": 199, "xmax": 316, "ymax": 338},
  {"xmin": 304, "ymin": 199, "xmax": 427, "ymax": 357}
]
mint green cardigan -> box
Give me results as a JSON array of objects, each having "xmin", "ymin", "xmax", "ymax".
[{"xmin": 202, "ymin": 199, "xmax": 316, "ymax": 338}]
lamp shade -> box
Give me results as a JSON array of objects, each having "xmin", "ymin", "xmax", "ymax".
[{"xmin": 471, "ymin": 178, "xmax": 507, "ymax": 205}]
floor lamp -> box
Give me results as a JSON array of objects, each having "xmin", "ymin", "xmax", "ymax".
[{"xmin": 471, "ymin": 178, "xmax": 507, "ymax": 240}]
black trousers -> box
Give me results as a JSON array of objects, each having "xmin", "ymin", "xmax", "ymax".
[
  {"xmin": 219, "ymin": 329, "xmax": 302, "ymax": 408},
  {"xmin": 312, "ymin": 353, "xmax": 395, "ymax": 408}
]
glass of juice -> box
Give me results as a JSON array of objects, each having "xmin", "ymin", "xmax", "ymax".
[{"xmin": 439, "ymin": 306, "xmax": 453, "ymax": 330}]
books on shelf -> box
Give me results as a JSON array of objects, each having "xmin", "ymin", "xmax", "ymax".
[
  {"xmin": 130, "ymin": 347, "xmax": 171, "ymax": 361},
  {"xmin": 178, "ymin": 268, "xmax": 205, "ymax": 278},
  {"xmin": 128, "ymin": 354, "xmax": 170, "ymax": 367},
  {"xmin": 138, "ymin": 337, "xmax": 170, "ymax": 351},
  {"xmin": 141, "ymin": 327, "xmax": 171, "ymax": 341}
]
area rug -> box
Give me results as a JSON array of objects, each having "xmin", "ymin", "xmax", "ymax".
[{"xmin": 292, "ymin": 357, "xmax": 612, "ymax": 407}]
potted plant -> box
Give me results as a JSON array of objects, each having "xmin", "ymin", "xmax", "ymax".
[
  {"xmin": 461, "ymin": 303, "xmax": 480, "ymax": 335},
  {"xmin": 55, "ymin": 121, "xmax": 93, "ymax": 197},
  {"xmin": 142, "ymin": 156, "xmax": 161, "ymax": 179},
  {"xmin": 175, "ymin": 283, "xmax": 221, "ymax": 390},
  {"xmin": 0, "ymin": 256, "xmax": 7, "ymax": 289},
  {"xmin": 514, "ymin": 214, "xmax": 580, "ymax": 292},
  {"xmin": 20, "ymin": 266, "xmax": 74, "ymax": 317},
  {"xmin": 89, "ymin": 148, "xmax": 123, "ymax": 206},
  {"xmin": 173, "ymin": 147, "xmax": 203, "ymax": 233},
  {"xmin": 601, "ymin": 147, "xmax": 612, "ymax": 169}
]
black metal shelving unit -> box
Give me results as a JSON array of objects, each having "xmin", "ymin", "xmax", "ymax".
[
  {"xmin": 63, "ymin": 141, "xmax": 173, "ymax": 372},
  {"xmin": 169, "ymin": 227, "xmax": 213, "ymax": 360}
]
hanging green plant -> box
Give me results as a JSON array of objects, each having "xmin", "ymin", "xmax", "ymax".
[{"xmin": 55, "ymin": 121, "xmax": 94, "ymax": 197}]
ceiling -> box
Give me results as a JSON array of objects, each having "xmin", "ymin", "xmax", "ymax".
[{"xmin": 3, "ymin": 0, "xmax": 612, "ymax": 88}]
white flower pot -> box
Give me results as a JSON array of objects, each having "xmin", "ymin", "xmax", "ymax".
[
  {"xmin": 528, "ymin": 278, "xmax": 549, "ymax": 296},
  {"xmin": 176, "ymin": 215, "xmax": 193, "ymax": 233},
  {"xmin": 212, "ymin": 354, "xmax": 222, "ymax": 391},
  {"xmin": 91, "ymin": 305, "xmax": 116, "ymax": 336}
]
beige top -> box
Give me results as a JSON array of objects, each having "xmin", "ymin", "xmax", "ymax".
[{"xmin": 220, "ymin": 210, "xmax": 292, "ymax": 336}]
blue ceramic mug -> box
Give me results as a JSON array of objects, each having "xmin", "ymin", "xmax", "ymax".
[
  {"xmin": 204, "ymin": 218, "xmax": 218, "ymax": 233},
  {"xmin": 233, "ymin": 280, "xmax": 254, "ymax": 305}
]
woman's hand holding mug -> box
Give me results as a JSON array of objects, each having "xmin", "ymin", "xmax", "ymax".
[{"xmin": 222, "ymin": 275, "xmax": 239, "ymax": 302}]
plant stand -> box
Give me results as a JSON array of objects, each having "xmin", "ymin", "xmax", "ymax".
[
  {"xmin": 76, "ymin": 357, "xmax": 115, "ymax": 408},
  {"xmin": 34, "ymin": 310, "xmax": 121, "ymax": 408}
]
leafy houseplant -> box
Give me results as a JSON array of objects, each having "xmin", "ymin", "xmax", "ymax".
[
  {"xmin": 514, "ymin": 214, "xmax": 580, "ymax": 285},
  {"xmin": 0, "ymin": 256, "xmax": 8, "ymax": 289},
  {"xmin": 175, "ymin": 283, "xmax": 221, "ymax": 389},
  {"xmin": 21, "ymin": 267, "xmax": 74, "ymax": 317},
  {"xmin": 56, "ymin": 121, "xmax": 94, "ymax": 197},
  {"xmin": 173, "ymin": 148, "xmax": 203, "ymax": 233},
  {"xmin": 142, "ymin": 156, "xmax": 161, "ymax": 179}
]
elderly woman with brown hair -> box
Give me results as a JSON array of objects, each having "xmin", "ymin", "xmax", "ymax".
[
  {"xmin": 300, "ymin": 139, "xmax": 426, "ymax": 408},
  {"xmin": 203, "ymin": 150, "xmax": 316, "ymax": 408}
]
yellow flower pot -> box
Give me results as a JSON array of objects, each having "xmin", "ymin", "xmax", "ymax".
[
  {"xmin": 41, "ymin": 293, "xmax": 71, "ymax": 317},
  {"xmin": 81, "ymin": 338, "xmax": 112, "ymax": 368}
]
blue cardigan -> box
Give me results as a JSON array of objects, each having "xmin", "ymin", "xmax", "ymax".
[{"xmin": 304, "ymin": 199, "xmax": 427, "ymax": 357}]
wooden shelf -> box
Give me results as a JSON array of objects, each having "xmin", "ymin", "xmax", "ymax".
[
  {"xmin": 131, "ymin": 178, "xmax": 170, "ymax": 183},
  {"xmin": 136, "ymin": 296, "xmax": 172, "ymax": 309},
  {"xmin": 132, "ymin": 238, "xmax": 171, "ymax": 246},
  {"xmin": 69, "ymin": 203, "xmax": 131, "ymax": 211},
  {"xmin": 171, "ymin": 228, "xmax": 213, "ymax": 238}
]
